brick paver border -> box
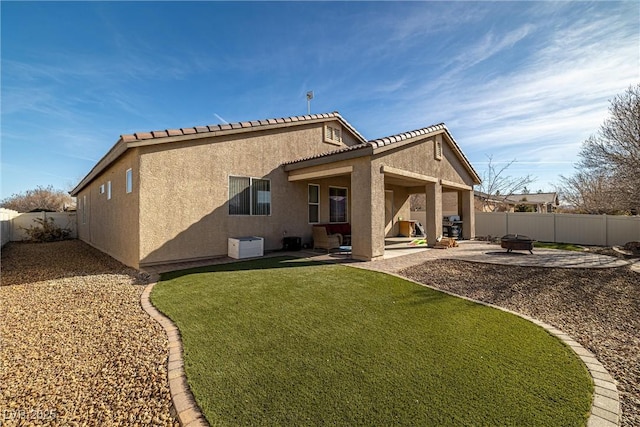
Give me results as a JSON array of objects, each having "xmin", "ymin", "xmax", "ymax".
[{"xmin": 141, "ymin": 282, "xmax": 209, "ymax": 427}]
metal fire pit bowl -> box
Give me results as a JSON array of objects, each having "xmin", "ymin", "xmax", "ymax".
[{"xmin": 501, "ymin": 234, "xmax": 535, "ymax": 254}]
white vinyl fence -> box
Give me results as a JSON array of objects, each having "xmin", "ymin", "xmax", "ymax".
[
  {"xmin": 475, "ymin": 212, "xmax": 640, "ymax": 247},
  {"xmin": 1, "ymin": 208, "xmax": 19, "ymax": 247},
  {"xmin": 0, "ymin": 209, "xmax": 77, "ymax": 246}
]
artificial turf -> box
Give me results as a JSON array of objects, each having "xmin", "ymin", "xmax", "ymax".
[
  {"xmin": 534, "ymin": 241, "xmax": 585, "ymax": 252},
  {"xmin": 152, "ymin": 257, "xmax": 592, "ymax": 426}
]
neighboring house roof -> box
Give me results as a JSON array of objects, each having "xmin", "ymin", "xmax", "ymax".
[
  {"xmin": 284, "ymin": 123, "xmax": 481, "ymax": 184},
  {"xmin": 506, "ymin": 192, "xmax": 559, "ymax": 205},
  {"xmin": 474, "ymin": 191, "xmax": 559, "ymax": 206},
  {"xmin": 70, "ymin": 112, "xmax": 366, "ymax": 196}
]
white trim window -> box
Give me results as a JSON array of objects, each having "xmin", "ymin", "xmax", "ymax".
[
  {"xmin": 329, "ymin": 187, "xmax": 347, "ymax": 223},
  {"xmin": 107, "ymin": 181, "xmax": 112, "ymax": 200},
  {"xmin": 99, "ymin": 184, "xmax": 105, "ymax": 194},
  {"xmin": 126, "ymin": 168, "xmax": 133, "ymax": 193},
  {"xmin": 308, "ymin": 184, "xmax": 320, "ymax": 223},
  {"xmin": 229, "ymin": 176, "xmax": 271, "ymax": 216}
]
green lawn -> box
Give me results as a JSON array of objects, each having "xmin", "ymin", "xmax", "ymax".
[
  {"xmin": 152, "ymin": 257, "xmax": 592, "ymax": 426},
  {"xmin": 534, "ymin": 241, "xmax": 585, "ymax": 251}
]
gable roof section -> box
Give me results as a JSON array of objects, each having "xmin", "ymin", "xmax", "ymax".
[
  {"xmin": 71, "ymin": 112, "xmax": 366, "ymax": 196},
  {"xmin": 284, "ymin": 123, "xmax": 481, "ymax": 185}
]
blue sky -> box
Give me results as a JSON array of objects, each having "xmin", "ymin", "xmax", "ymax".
[{"xmin": 1, "ymin": 1, "xmax": 638, "ymax": 200}]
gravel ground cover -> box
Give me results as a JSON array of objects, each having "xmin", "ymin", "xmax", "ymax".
[
  {"xmin": 1, "ymin": 241, "xmax": 178, "ymax": 426},
  {"xmin": 398, "ymin": 260, "xmax": 639, "ymax": 427}
]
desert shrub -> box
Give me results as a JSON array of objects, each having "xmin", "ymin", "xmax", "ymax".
[{"xmin": 22, "ymin": 217, "xmax": 72, "ymax": 242}]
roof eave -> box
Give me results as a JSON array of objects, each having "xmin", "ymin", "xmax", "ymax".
[
  {"xmin": 70, "ymin": 138, "xmax": 128, "ymax": 196},
  {"xmin": 283, "ymin": 145, "xmax": 373, "ymax": 171}
]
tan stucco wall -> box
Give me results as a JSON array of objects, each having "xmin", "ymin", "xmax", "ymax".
[
  {"xmin": 384, "ymin": 184, "xmax": 411, "ymax": 237},
  {"xmin": 372, "ymin": 135, "xmax": 477, "ymax": 187},
  {"xmin": 137, "ymin": 122, "xmax": 357, "ymax": 266},
  {"xmin": 76, "ymin": 150, "xmax": 140, "ymax": 268},
  {"xmin": 350, "ymin": 157, "xmax": 385, "ymax": 260},
  {"xmin": 442, "ymin": 191, "xmax": 459, "ymax": 217}
]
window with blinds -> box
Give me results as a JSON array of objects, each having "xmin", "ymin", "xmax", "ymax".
[{"xmin": 229, "ymin": 176, "xmax": 271, "ymax": 216}]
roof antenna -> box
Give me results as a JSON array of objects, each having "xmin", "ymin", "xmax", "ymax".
[{"xmin": 306, "ymin": 91, "xmax": 314, "ymax": 114}]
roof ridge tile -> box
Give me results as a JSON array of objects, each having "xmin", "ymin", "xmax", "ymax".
[
  {"xmin": 135, "ymin": 132, "xmax": 153, "ymax": 140},
  {"xmin": 119, "ymin": 111, "xmax": 367, "ymax": 144}
]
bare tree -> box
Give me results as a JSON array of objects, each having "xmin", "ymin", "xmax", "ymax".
[
  {"xmin": 1, "ymin": 185, "xmax": 74, "ymax": 212},
  {"xmin": 557, "ymin": 172, "xmax": 623, "ymax": 214},
  {"xmin": 560, "ymin": 84, "xmax": 640, "ymax": 214},
  {"xmin": 476, "ymin": 156, "xmax": 535, "ymax": 212}
]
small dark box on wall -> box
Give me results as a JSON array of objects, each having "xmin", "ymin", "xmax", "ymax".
[{"xmin": 282, "ymin": 236, "xmax": 302, "ymax": 251}]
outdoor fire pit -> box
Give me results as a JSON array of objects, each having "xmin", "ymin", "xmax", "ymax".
[{"xmin": 501, "ymin": 234, "xmax": 535, "ymax": 254}]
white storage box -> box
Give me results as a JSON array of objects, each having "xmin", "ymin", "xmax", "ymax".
[{"xmin": 228, "ymin": 236, "xmax": 264, "ymax": 259}]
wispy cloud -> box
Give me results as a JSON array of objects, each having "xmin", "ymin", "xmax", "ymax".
[
  {"xmin": 343, "ymin": 3, "xmax": 638, "ymax": 188},
  {"xmin": 447, "ymin": 24, "xmax": 536, "ymax": 74}
]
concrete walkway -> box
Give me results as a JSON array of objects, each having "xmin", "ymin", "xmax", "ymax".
[
  {"xmin": 353, "ymin": 240, "xmax": 632, "ymax": 274},
  {"xmin": 142, "ymin": 241, "xmax": 633, "ymax": 427},
  {"xmin": 142, "ymin": 240, "xmax": 634, "ymax": 276}
]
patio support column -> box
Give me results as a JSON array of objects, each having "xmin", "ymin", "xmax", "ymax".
[
  {"xmin": 351, "ymin": 160, "xmax": 385, "ymax": 261},
  {"xmin": 425, "ymin": 182, "xmax": 442, "ymax": 244},
  {"xmin": 461, "ymin": 189, "xmax": 475, "ymax": 239}
]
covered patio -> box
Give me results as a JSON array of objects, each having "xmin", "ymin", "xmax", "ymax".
[{"xmin": 283, "ymin": 125, "xmax": 480, "ymax": 260}]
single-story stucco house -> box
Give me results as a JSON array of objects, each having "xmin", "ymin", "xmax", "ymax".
[{"xmin": 70, "ymin": 112, "xmax": 481, "ymax": 269}]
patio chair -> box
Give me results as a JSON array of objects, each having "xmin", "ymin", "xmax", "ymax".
[{"xmin": 312, "ymin": 226, "xmax": 342, "ymax": 253}]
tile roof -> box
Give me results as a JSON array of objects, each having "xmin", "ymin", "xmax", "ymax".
[
  {"xmin": 71, "ymin": 111, "xmax": 481, "ymax": 195},
  {"xmin": 119, "ymin": 111, "xmax": 367, "ymax": 144},
  {"xmin": 368, "ymin": 123, "xmax": 446, "ymax": 148},
  {"xmin": 283, "ymin": 124, "xmax": 449, "ymax": 166},
  {"xmin": 281, "ymin": 142, "xmax": 372, "ymax": 165},
  {"xmin": 283, "ymin": 122, "xmax": 481, "ymax": 184}
]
